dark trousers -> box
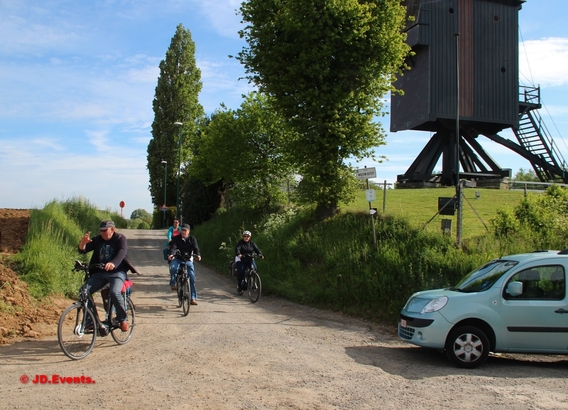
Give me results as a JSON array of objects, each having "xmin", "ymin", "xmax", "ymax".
[{"xmin": 236, "ymin": 259, "xmax": 256, "ymax": 290}]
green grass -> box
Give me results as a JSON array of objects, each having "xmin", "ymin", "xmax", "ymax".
[
  {"xmin": 12, "ymin": 198, "xmax": 126, "ymax": 299},
  {"xmin": 345, "ymin": 187, "xmax": 529, "ymax": 239}
]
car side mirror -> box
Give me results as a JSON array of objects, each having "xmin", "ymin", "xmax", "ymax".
[{"xmin": 506, "ymin": 281, "xmax": 523, "ymax": 297}]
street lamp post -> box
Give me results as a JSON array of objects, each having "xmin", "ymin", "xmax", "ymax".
[
  {"xmin": 454, "ymin": 31, "xmax": 463, "ymax": 247},
  {"xmin": 161, "ymin": 160, "xmax": 167, "ymax": 228},
  {"xmin": 174, "ymin": 121, "xmax": 183, "ymax": 221}
]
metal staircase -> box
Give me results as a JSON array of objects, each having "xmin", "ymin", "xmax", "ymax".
[{"xmin": 512, "ymin": 86, "xmax": 568, "ymax": 183}]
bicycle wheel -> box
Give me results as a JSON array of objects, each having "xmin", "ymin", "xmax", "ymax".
[
  {"xmin": 58, "ymin": 303, "xmax": 97, "ymax": 360},
  {"xmin": 247, "ymin": 271, "xmax": 262, "ymax": 303},
  {"xmin": 111, "ymin": 297, "xmax": 135, "ymax": 345},
  {"xmin": 181, "ymin": 279, "xmax": 190, "ymax": 316}
]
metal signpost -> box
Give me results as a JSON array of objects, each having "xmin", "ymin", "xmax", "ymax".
[{"xmin": 356, "ymin": 167, "xmax": 377, "ymax": 249}]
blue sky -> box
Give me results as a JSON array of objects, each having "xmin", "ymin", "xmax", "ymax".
[{"xmin": 1, "ymin": 0, "xmax": 567, "ymax": 216}]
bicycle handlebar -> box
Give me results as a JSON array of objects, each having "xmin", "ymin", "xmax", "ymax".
[
  {"xmin": 73, "ymin": 261, "xmax": 105, "ymax": 272},
  {"xmin": 72, "ymin": 261, "xmax": 113, "ymax": 273},
  {"xmin": 240, "ymin": 253, "xmax": 264, "ymax": 259},
  {"xmin": 173, "ymin": 249, "xmax": 195, "ymax": 261}
]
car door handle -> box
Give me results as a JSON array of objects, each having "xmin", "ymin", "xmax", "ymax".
[{"xmin": 555, "ymin": 308, "xmax": 568, "ymax": 314}]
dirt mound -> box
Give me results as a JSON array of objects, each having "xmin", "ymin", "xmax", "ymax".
[{"xmin": 0, "ymin": 209, "xmax": 70, "ymax": 345}]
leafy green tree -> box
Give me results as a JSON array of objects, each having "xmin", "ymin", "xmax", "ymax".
[
  {"xmin": 130, "ymin": 209, "xmax": 151, "ymax": 220},
  {"xmin": 191, "ymin": 92, "xmax": 297, "ymax": 210},
  {"xmin": 237, "ymin": 0, "xmax": 409, "ymax": 219},
  {"xmin": 129, "ymin": 208, "xmax": 152, "ymax": 229},
  {"xmin": 147, "ymin": 24, "xmax": 204, "ymax": 214},
  {"xmin": 513, "ymin": 168, "xmax": 539, "ymax": 182}
]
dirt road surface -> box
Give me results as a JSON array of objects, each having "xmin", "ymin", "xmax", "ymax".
[{"xmin": 2, "ymin": 229, "xmax": 568, "ymax": 409}]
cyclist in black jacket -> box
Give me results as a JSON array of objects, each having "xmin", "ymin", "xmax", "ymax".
[
  {"xmin": 235, "ymin": 230, "xmax": 263, "ymax": 295},
  {"xmin": 78, "ymin": 220, "xmax": 132, "ymax": 332},
  {"xmin": 168, "ymin": 223, "xmax": 201, "ymax": 305}
]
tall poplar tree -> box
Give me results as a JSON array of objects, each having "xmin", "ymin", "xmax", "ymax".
[
  {"xmin": 237, "ymin": 0, "xmax": 409, "ymax": 220},
  {"xmin": 147, "ymin": 24, "xmax": 204, "ymax": 216}
]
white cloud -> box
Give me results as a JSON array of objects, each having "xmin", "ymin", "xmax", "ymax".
[
  {"xmin": 198, "ymin": 0, "xmax": 243, "ymax": 38},
  {"xmin": 520, "ymin": 37, "xmax": 568, "ymax": 88},
  {"xmin": 0, "ymin": 132, "xmax": 154, "ymax": 213}
]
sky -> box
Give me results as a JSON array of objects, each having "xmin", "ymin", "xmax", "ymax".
[{"xmin": 1, "ymin": 0, "xmax": 567, "ymax": 217}]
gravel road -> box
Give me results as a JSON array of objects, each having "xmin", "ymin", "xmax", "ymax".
[{"xmin": 2, "ymin": 229, "xmax": 567, "ymax": 409}]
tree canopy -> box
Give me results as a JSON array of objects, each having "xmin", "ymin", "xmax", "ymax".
[
  {"xmin": 130, "ymin": 209, "xmax": 151, "ymax": 220},
  {"xmin": 191, "ymin": 92, "xmax": 297, "ymax": 209},
  {"xmin": 237, "ymin": 0, "xmax": 409, "ymax": 219}
]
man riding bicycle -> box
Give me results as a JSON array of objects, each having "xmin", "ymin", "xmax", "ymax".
[
  {"xmin": 235, "ymin": 230, "xmax": 264, "ymax": 295},
  {"xmin": 78, "ymin": 220, "xmax": 134, "ymax": 332},
  {"xmin": 168, "ymin": 223, "xmax": 201, "ymax": 305}
]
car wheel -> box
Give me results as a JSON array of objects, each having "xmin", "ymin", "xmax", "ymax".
[{"xmin": 445, "ymin": 325, "xmax": 490, "ymax": 369}]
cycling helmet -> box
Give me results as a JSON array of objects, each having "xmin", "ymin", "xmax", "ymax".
[{"xmin": 243, "ymin": 230, "xmax": 251, "ymax": 237}]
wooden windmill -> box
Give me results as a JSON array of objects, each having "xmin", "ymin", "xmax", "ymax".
[{"xmin": 391, "ymin": 0, "xmax": 567, "ymax": 187}]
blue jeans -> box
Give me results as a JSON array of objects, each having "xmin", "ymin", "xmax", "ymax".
[
  {"xmin": 85, "ymin": 270, "xmax": 127, "ymax": 323},
  {"xmin": 236, "ymin": 259, "xmax": 257, "ymax": 290},
  {"xmin": 170, "ymin": 258, "xmax": 197, "ymax": 300}
]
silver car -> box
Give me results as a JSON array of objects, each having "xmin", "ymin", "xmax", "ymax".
[{"xmin": 398, "ymin": 250, "xmax": 568, "ymax": 368}]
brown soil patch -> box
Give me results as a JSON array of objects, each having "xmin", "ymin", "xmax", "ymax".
[{"xmin": 0, "ymin": 209, "xmax": 70, "ymax": 345}]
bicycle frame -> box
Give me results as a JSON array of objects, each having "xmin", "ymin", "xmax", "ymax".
[
  {"xmin": 80, "ymin": 284, "xmax": 110, "ymax": 337},
  {"xmin": 85, "ymin": 273, "xmax": 133, "ymax": 331},
  {"xmin": 240, "ymin": 254, "xmax": 262, "ymax": 303},
  {"xmin": 173, "ymin": 251, "xmax": 192, "ymax": 316}
]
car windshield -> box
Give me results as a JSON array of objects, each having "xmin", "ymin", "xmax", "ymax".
[{"xmin": 449, "ymin": 259, "xmax": 519, "ymax": 292}]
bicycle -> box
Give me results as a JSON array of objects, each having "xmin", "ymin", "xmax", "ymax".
[
  {"xmin": 57, "ymin": 261, "xmax": 136, "ymax": 360},
  {"xmin": 238, "ymin": 253, "xmax": 262, "ymax": 303},
  {"xmin": 173, "ymin": 250, "xmax": 193, "ymax": 316}
]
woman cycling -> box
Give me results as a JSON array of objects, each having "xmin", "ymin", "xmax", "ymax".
[{"xmin": 234, "ymin": 230, "xmax": 263, "ymax": 295}]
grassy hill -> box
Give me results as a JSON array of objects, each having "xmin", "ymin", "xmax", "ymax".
[
  {"xmin": 192, "ymin": 186, "xmax": 542, "ymax": 323},
  {"xmin": 345, "ymin": 186, "xmax": 528, "ymax": 239}
]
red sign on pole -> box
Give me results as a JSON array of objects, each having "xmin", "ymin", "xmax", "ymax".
[{"xmin": 119, "ymin": 201, "xmax": 125, "ymax": 208}]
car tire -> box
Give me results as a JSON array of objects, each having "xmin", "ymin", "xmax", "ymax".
[{"xmin": 445, "ymin": 325, "xmax": 490, "ymax": 369}]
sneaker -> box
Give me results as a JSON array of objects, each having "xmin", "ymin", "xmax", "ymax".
[
  {"xmin": 171, "ymin": 286, "xmax": 177, "ymax": 290},
  {"xmin": 190, "ymin": 299, "xmax": 198, "ymax": 305},
  {"xmin": 119, "ymin": 321, "xmax": 129, "ymax": 332},
  {"xmin": 238, "ymin": 290, "xmax": 243, "ymax": 296}
]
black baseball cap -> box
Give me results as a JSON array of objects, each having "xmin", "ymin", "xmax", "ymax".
[{"xmin": 99, "ymin": 220, "xmax": 115, "ymax": 230}]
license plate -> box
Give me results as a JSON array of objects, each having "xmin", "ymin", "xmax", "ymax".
[{"xmin": 400, "ymin": 319, "xmax": 407, "ymax": 328}]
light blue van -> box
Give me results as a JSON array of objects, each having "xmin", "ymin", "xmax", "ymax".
[{"xmin": 398, "ymin": 250, "xmax": 568, "ymax": 368}]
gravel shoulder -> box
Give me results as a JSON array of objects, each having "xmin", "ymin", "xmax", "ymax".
[{"xmin": 1, "ymin": 229, "xmax": 567, "ymax": 409}]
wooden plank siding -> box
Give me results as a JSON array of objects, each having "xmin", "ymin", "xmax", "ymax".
[{"xmin": 392, "ymin": 0, "xmax": 524, "ymax": 134}]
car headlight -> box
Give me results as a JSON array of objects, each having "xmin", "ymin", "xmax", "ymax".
[{"xmin": 421, "ymin": 296, "xmax": 448, "ymax": 313}]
